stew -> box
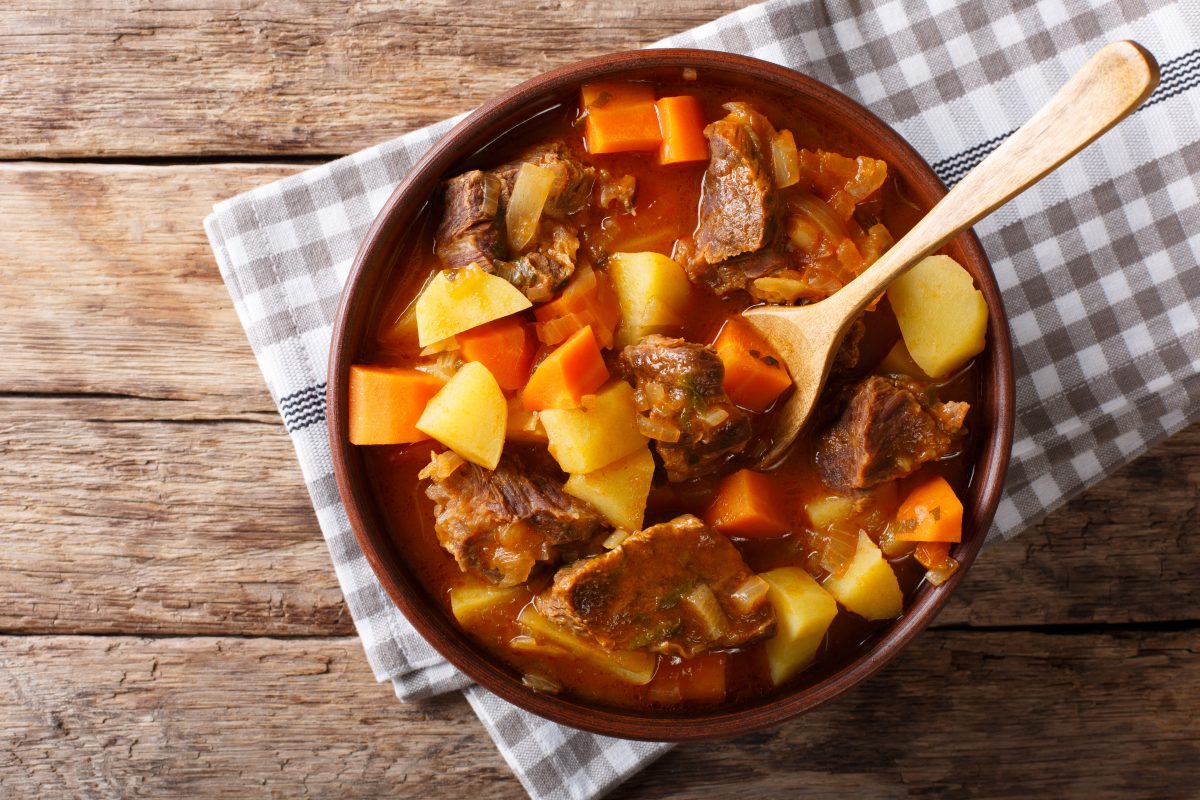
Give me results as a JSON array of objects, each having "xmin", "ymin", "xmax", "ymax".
[{"xmin": 351, "ymin": 75, "xmax": 988, "ymax": 710}]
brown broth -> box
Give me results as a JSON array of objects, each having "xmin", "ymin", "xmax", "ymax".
[{"xmin": 360, "ymin": 89, "xmax": 982, "ymax": 712}]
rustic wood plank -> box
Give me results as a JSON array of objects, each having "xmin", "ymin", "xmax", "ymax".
[
  {"xmin": 0, "ymin": 0, "xmax": 745, "ymax": 159},
  {"xmin": 0, "ymin": 163, "xmax": 301, "ymax": 411},
  {"xmin": 3, "ymin": 630, "xmax": 1196, "ymax": 798},
  {"xmin": 0, "ymin": 397, "xmax": 350, "ymax": 636},
  {"xmin": 0, "ymin": 636, "xmax": 523, "ymax": 799},
  {"xmin": 2, "ymin": 390, "xmax": 1196, "ymax": 635}
]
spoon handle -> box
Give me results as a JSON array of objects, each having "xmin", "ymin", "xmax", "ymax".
[{"xmin": 826, "ymin": 40, "xmax": 1160, "ymax": 321}]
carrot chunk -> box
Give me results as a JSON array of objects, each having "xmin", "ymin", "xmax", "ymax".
[
  {"xmin": 522, "ymin": 325, "xmax": 610, "ymax": 411},
  {"xmin": 893, "ymin": 476, "xmax": 964, "ymax": 543},
  {"xmin": 348, "ymin": 366, "xmax": 445, "ymax": 445},
  {"xmin": 705, "ymin": 468, "xmax": 790, "ymax": 538},
  {"xmin": 457, "ymin": 318, "xmax": 537, "ymax": 392},
  {"xmin": 655, "ymin": 96, "xmax": 709, "ymax": 164},
  {"xmin": 713, "ymin": 318, "xmax": 792, "ymax": 412},
  {"xmin": 533, "ymin": 265, "xmax": 621, "ymax": 349},
  {"xmin": 582, "ymin": 82, "xmax": 662, "ymax": 154}
]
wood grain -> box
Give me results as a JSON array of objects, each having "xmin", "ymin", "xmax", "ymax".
[
  {"xmin": 0, "ymin": 163, "xmax": 302, "ymax": 411},
  {"xmin": 3, "ymin": 631, "xmax": 1196, "ymax": 798},
  {"xmin": 0, "ymin": 0, "xmax": 744, "ymax": 159},
  {"xmin": 1, "ymin": 386, "xmax": 1195, "ymax": 635}
]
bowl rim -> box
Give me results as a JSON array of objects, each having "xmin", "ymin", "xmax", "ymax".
[{"xmin": 327, "ymin": 47, "xmax": 1015, "ymax": 742}]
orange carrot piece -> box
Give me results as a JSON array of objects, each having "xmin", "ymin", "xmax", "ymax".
[
  {"xmin": 522, "ymin": 325, "xmax": 610, "ymax": 411},
  {"xmin": 705, "ymin": 469, "xmax": 790, "ymax": 538},
  {"xmin": 914, "ymin": 540, "xmax": 952, "ymax": 570},
  {"xmin": 533, "ymin": 265, "xmax": 621, "ymax": 349},
  {"xmin": 713, "ymin": 319, "xmax": 793, "ymax": 412},
  {"xmin": 457, "ymin": 318, "xmax": 537, "ymax": 392},
  {"xmin": 581, "ymin": 81, "xmax": 654, "ymax": 111},
  {"xmin": 655, "ymin": 96, "xmax": 709, "ymax": 164},
  {"xmin": 582, "ymin": 82, "xmax": 662, "ymax": 155},
  {"xmin": 893, "ymin": 476, "xmax": 964, "ymax": 543},
  {"xmin": 348, "ymin": 366, "xmax": 445, "ymax": 445}
]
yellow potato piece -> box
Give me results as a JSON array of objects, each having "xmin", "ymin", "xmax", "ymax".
[
  {"xmin": 564, "ymin": 445, "xmax": 655, "ymax": 530},
  {"xmin": 415, "ymin": 265, "xmax": 532, "ymax": 347},
  {"xmin": 518, "ymin": 606, "xmax": 655, "ymax": 685},
  {"xmin": 886, "ymin": 254, "xmax": 988, "ymax": 379},
  {"xmin": 449, "ymin": 582, "xmax": 523, "ymax": 624},
  {"xmin": 822, "ymin": 532, "xmax": 903, "ymax": 621},
  {"xmin": 608, "ymin": 251, "xmax": 692, "ymax": 347},
  {"xmin": 760, "ymin": 567, "xmax": 839, "ymax": 685},
  {"xmin": 540, "ymin": 380, "xmax": 648, "ymax": 474},
  {"xmin": 803, "ymin": 495, "xmax": 855, "ymax": 529},
  {"xmin": 415, "ymin": 361, "xmax": 507, "ymax": 469}
]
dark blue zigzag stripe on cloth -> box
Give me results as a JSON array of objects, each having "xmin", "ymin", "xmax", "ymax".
[
  {"xmin": 932, "ymin": 46, "xmax": 1199, "ymax": 186},
  {"xmin": 279, "ymin": 382, "xmax": 327, "ymax": 433}
]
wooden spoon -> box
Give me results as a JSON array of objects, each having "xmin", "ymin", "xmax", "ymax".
[{"xmin": 743, "ymin": 40, "xmax": 1160, "ymax": 465}]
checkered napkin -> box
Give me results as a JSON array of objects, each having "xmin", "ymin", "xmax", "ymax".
[{"xmin": 204, "ymin": 1, "xmax": 1200, "ymax": 797}]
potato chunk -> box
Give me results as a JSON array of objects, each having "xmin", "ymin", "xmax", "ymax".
[
  {"xmin": 886, "ymin": 254, "xmax": 988, "ymax": 379},
  {"xmin": 415, "ymin": 265, "xmax": 533, "ymax": 347},
  {"xmin": 416, "ymin": 361, "xmax": 507, "ymax": 469},
  {"xmin": 518, "ymin": 606, "xmax": 656, "ymax": 685},
  {"xmin": 822, "ymin": 532, "xmax": 903, "ymax": 620},
  {"xmin": 450, "ymin": 582, "xmax": 523, "ymax": 624},
  {"xmin": 540, "ymin": 380, "xmax": 648, "ymax": 474},
  {"xmin": 609, "ymin": 251, "xmax": 692, "ymax": 347},
  {"xmin": 564, "ymin": 445, "xmax": 655, "ymax": 530},
  {"xmin": 760, "ymin": 567, "xmax": 838, "ymax": 685}
]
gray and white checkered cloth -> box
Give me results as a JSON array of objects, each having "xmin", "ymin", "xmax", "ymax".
[{"xmin": 204, "ymin": 1, "xmax": 1200, "ymax": 797}]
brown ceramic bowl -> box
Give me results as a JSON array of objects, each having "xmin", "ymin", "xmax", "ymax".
[{"xmin": 327, "ymin": 49, "xmax": 1014, "ymax": 741}]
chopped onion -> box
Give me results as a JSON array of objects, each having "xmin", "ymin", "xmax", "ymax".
[
  {"xmin": 699, "ymin": 407, "xmax": 730, "ymax": 428},
  {"xmin": 878, "ymin": 526, "xmax": 916, "ymax": 558},
  {"xmin": 810, "ymin": 522, "xmax": 860, "ymax": 578},
  {"xmin": 787, "ymin": 214, "xmax": 821, "ymax": 252},
  {"xmin": 752, "ymin": 275, "xmax": 808, "ymax": 305},
  {"xmin": 771, "ymin": 129, "xmax": 800, "ymax": 188},
  {"xmin": 682, "ymin": 583, "xmax": 730, "ymax": 640},
  {"xmin": 417, "ymin": 450, "xmax": 465, "ymax": 481},
  {"xmin": 602, "ymin": 529, "xmax": 630, "ymax": 550},
  {"xmin": 506, "ymin": 162, "xmax": 556, "ymax": 252},
  {"xmin": 521, "ymin": 673, "xmax": 562, "ymax": 695},
  {"xmin": 728, "ymin": 574, "xmax": 770, "ymax": 614},
  {"xmin": 925, "ymin": 557, "xmax": 960, "ymax": 586},
  {"xmin": 636, "ymin": 414, "xmax": 682, "ymax": 443},
  {"xmin": 415, "ymin": 350, "xmax": 461, "ymax": 382},
  {"xmin": 790, "ymin": 191, "xmax": 847, "ymax": 244}
]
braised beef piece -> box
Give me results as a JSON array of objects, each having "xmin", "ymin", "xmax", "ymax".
[
  {"xmin": 684, "ymin": 104, "xmax": 785, "ymax": 296},
  {"xmin": 537, "ymin": 515, "xmax": 775, "ymax": 656},
  {"xmin": 621, "ymin": 335, "xmax": 751, "ymax": 482},
  {"xmin": 433, "ymin": 141, "xmax": 595, "ymax": 302},
  {"xmin": 816, "ymin": 375, "xmax": 969, "ymax": 492},
  {"xmin": 494, "ymin": 141, "xmax": 595, "ymax": 219},
  {"xmin": 435, "ymin": 170, "xmax": 503, "ymax": 271},
  {"xmin": 424, "ymin": 449, "xmax": 607, "ymax": 587}
]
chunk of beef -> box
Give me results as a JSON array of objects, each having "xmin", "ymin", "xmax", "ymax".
[
  {"xmin": 424, "ymin": 449, "xmax": 607, "ymax": 587},
  {"xmin": 596, "ymin": 169, "xmax": 636, "ymax": 213},
  {"xmin": 621, "ymin": 335, "xmax": 751, "ymax": 482},
  {"xmin": 685, "ymin": 104, "xmax": 780, "ymax": 294},
  {"xmin": 435, "ymin": 170, "xmax": 503, "ymax": 271},
  {"xmin": 492, "ymin": 223, "xmax": 579, "ymax": 303},
  {"xmin": 537, "ymin": 515, "xmax": 775, "ymax": 656},
  {"xmin": 816, "ymin": 375, "xmax": 970, "ymax": 492},
  {"xmin": 495, "ymin": 141, "xmax": 595, "ymax": 219},
  {"xmin": 434, "ymin": 141, "xmax": 593, "ymax": 301}
]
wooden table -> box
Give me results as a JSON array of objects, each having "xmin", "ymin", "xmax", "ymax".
[{"xmin": 2, "ymin": 3, "xmax": 1196, "ymax": 797}]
